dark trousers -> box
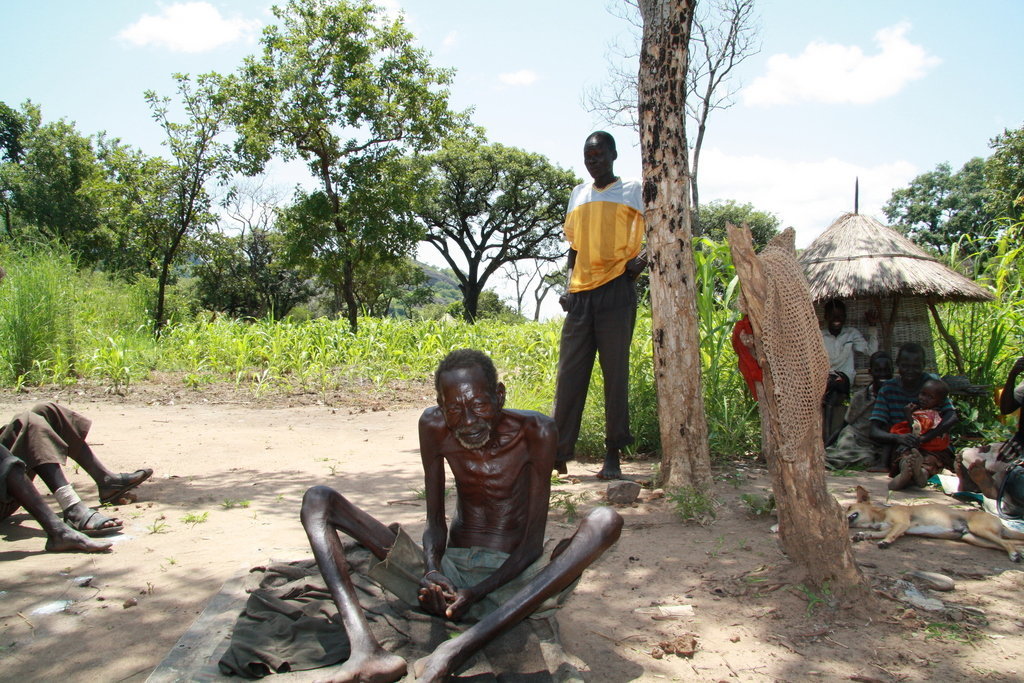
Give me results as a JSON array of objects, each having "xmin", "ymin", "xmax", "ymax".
[{"xmin": 553, "ymin": 275, "xmax": 636, "ymax": 463}]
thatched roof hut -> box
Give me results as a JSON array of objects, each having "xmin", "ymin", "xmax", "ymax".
[
  {"xmin": 800, "ymin": 213, "xmax": 994, "ymax": 303},
  {"xmin": 799, "ymin": 213, "xmax": 994, "ymax": 378}
]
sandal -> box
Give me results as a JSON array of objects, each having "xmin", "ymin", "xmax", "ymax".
[
  {"xmin": 98, "ymin": 469, "xmax": 153, "ymax": 505},
  {"xmin": 64, "ymin": 508, "xmax": 123, "ymax": 537}
]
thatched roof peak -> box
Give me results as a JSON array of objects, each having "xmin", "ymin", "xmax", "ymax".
[{"xmin": 798, "ymin": 212, "xmax": 994, "ymax": 303}]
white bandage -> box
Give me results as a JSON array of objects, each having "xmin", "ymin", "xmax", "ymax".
[{"xmin": 54, "ymin": 484, "xmax": 82, "ymax": 510}]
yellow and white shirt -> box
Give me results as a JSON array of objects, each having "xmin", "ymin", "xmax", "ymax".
[{"xmin": 564, "ymin": 178, "xmax": 645, "ymax": 293}]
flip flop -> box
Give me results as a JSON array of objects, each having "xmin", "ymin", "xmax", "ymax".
[
  {"xmin": 98, "ymin": 468, "xmax": 153, "ymax": 505},
  {"xmin": 64, "ymin": 508, "xmax": 123, "ymax": 537}
]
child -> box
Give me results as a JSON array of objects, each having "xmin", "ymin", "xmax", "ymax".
[{"xmin": 889, "ymin": 378, "xmax": 954, "ymax": 490}]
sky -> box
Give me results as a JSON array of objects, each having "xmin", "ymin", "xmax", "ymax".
[{"xmin": 2, "ymin": 0, "xmax": 1022, "ymax": 310}]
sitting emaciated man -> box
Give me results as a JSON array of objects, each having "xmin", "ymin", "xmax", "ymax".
[{"xmin": 301, "ymin": 349, "xmax": 623, "ymax": 682}]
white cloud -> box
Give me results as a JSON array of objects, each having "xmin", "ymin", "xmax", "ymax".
[
  {"xmin": 498, "ymin": 70, "xmax": 539, "ymax": 87},
  {"xmin": 441, "ymin": 30, "xmax": 459, "ymax": 50},
  {"xmin": 743, "ymin": 22, "xmax": 941, "ymax": 107},
  {"xmin": 118, "ymin": 2, "xmax": 261, "ymax": 53},
  {"xmin": 698, "ymin": 147, "xmax": 918, "ymax": 246}
]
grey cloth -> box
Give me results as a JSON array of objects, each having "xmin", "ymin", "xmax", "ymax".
[
  {"xmin": 825, "ymin": 385, "xmax": 883, "ymax": 469},
  {"xmin": 0, "ymin": 402, "xmax": 92, "ymax": 469},
  {"xmin": 218, "ymin": 547, "xmax": 576, "ymax": 680},
  {"xmin": 553, "ymin": 274, "xmax": 636, "ymax": 462}
]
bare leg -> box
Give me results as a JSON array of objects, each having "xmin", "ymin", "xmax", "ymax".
[
  {"xmin": 413, "ymin": 505, "xmax": 623, "ymax": 682},
  {"xmin": 300, "ymin": 485, "xmax": 407, "ymax": 683},
  {"xmin": 21, "ymin": 403, "xmax": 150, "ymax": 500},
  {"xmin": 5, "ymin": 468, "xmax": 111, "ymax": 552},
  {"xmin": 960, "ymin": 446, "xmax": 1005, "ymax": 499}
]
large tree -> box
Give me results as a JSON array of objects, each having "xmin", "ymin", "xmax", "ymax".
[
  {"xmin": 0, "ymin": 102, "xmax": 109, "ymax": 260},
  {"xmin": 987, "ymin": 123, "xmax": 1024, "ymax": 224},
  {"xmin": 638, "ymin": 0, "xmax": 712, "ymax": 490},
  {"xmin": 412, "ymin": 136, "xmax": 577, "ymax": 321},
  {"xmin": 277, "ymin": 154, "xmax": 423, "ymax": 319},
  {"xmin": 145, "ymin": 73, "xmax": 232, "ymax": 334},
  {"xmin": 883, "ymin": 158, "xmax": 995, "ymax": 253},
  {"xmin": 227, "ymin": 0, "xmax": 458, "ymax": 332},
  {"xmin": 586, "ymin": 0, "xmax": 760, "ymax": 220}
]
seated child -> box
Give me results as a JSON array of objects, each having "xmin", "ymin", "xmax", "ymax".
[{"xmin": 889, "ymin": 378, "xmax": 955, "ymax": 490}]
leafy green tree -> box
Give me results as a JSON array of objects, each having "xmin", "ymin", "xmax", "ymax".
[
  {"xmin": 0, "ymin": 101, "xmax": 26, "ymax": 164},
  {"xmin": 0, "ymin": 101, "xmax": 27, "ymax": 233},
  {"xmin": 987, "ymin": 124, "xmax": 1024, "ymax": 223},
  {"xmin": 0, "ymin": 102, "xmax": 109, "ymax": 260},
  {"xmin": 194, "ymin": 229, "xmax": 312, "ymax": 318},
  {"xmin": 697, "ymin": 199, "xmax": 779, "ymax": 248},
  {"xmin": 412, "ymin": 136, "xmax": 577, "ymax": 321},
  {"xmin": 883, "ymin": 158, "xmax": 995, "ymax": 253},
  {"xmin": 277, "ymin": 156, "xmax": 424, "ymax": 320},
  {"xmin": 352, "ymin": 255, "xmax": 433, "ymax": 317},
  {"xmin": 94, "ymin": 135, "xmax": 178, "ymax": 278},
  {"xmin": 145, "ymin": 73, "xmax": 232, "ymax": 333},
  {"xmin": 226, "ymin": 0, "xmax": 459, "ymax": 332}
]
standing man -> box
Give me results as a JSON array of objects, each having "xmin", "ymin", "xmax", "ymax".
[{"xmin": 553, "ymin": 131, "xmax": 646, "ymax": 479}]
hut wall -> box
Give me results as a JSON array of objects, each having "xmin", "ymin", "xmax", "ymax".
[{"xmin": 814, "ymin": 296, "xmax": 937, "ymax": 385}]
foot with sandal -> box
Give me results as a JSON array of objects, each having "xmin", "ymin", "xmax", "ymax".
[
  {"xmin": 2, "ymin": 445, "xmax": 112, "ymax": 553},
  {"xmin": 0, "ymin": 402, "xmax": 153, "ymax": 536}
]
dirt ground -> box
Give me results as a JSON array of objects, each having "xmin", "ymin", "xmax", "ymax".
[{"xmin": 1, "ymin": 378, "xmax": 1023, "ymax": 682}]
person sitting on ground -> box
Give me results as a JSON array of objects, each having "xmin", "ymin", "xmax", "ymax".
[
  {"xmin": 825, "ymin": 351, "xmax": 893, "ymax": 470},
  {"xmin": 300, "ymin": 349, "xmax": 623, "ymax": 682},
  {"xmin": 887, "ymin": 378, "xmax": 955, "ymax": 490},
  {"xmin": 0, "ymin": 402, "xmax": 152, "ymax": 536},
  {"xmin": 956, "ymin": 355, "xmax": 1024, "ymax": 517},
  {"xmin": 869, "ymin": 343, "xmax": 958, "ymax": 490},
  {"xmin": 820, "ymin": 299, "xmax": 878, "ymax": 441},
  {"xmin": 1, "ymin": 444, "xmax": 112, "ymax": 553}
]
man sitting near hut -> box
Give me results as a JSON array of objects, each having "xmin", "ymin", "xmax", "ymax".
[
  {"xmin": 821, "ymin": 299, "xmax": 877, "ymax": 441},
  {"xmin": 869, "ymin": 343, "xmax": 959, "ymax": 490}
]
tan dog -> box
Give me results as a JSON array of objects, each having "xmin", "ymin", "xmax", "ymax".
[{"xmin": 846, "ymin": 485, "xmax": 1024, "ymax": 562}]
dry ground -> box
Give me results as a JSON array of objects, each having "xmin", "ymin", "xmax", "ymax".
[{"xmin": 1, "ymin": 378, "xmax": 1022, "ymax": 682}]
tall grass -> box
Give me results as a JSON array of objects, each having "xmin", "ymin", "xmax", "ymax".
[
  {"xmin": 0, "ymin": 246, "xmax": 78, "ymax": 385},
  {"xmin": 936, "ymin": 228, "xmax": 1024, "ymax": 432}
]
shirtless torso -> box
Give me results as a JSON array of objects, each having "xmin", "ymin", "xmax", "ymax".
[{"xmin": 300, "ymin": 350, "xmax": 620, "ymax": 682}]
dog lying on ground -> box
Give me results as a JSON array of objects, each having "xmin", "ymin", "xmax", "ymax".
[{"xmin": 846, "ymin": 485, "xmax": 1024, "ymax": 562}]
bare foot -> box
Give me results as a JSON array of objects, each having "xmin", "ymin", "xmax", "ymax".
[
  {"xmin": 314, "ymin": 650, "xmax": 406, "ymax": 683},
  {"xmin": 888, "ymin": 453, "xmax": 915, "ymax": 491},
  {"xmin": 912, "ymin": 452, "xmax": 930, "ymax": 488},
  {"xmin": 412, "ymin": 642, "xmax": 458, "ymax": 682},
  {"xmin": 44, "ymin": 527, "xmax": 112, "ymax": 553}
]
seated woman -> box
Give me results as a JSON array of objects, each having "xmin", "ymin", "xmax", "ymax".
[
  {"xmin": 956, "ymin": 356, "xmax": 1024, "ymax": 517},
  {"xmin": 824, "ymin": 351, "xmax": 892, "ymax": 470}
]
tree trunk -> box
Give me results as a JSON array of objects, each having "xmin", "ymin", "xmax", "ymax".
[
  {"xmin": 155, "ymin": 255, "xmax": 172, "ymax": 337},
  {"xmin": 462, "ymin": 282, "xmax": 480, "ymax": 322},
  {"xmin": 342, "ymin": 258, "xmax": 358, "ymax": 333},
  {"xmin": 638, "ymin": 0, "xmax": 712, "ymax": 491},
  {"xmin": 727, "ymin": 224, "xmax": 867, "ymax": 596}
]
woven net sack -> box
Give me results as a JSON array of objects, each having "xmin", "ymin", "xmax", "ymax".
[{"xmin": 758, "ymin": 231, "xmax": 830, "ymax": 453}]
